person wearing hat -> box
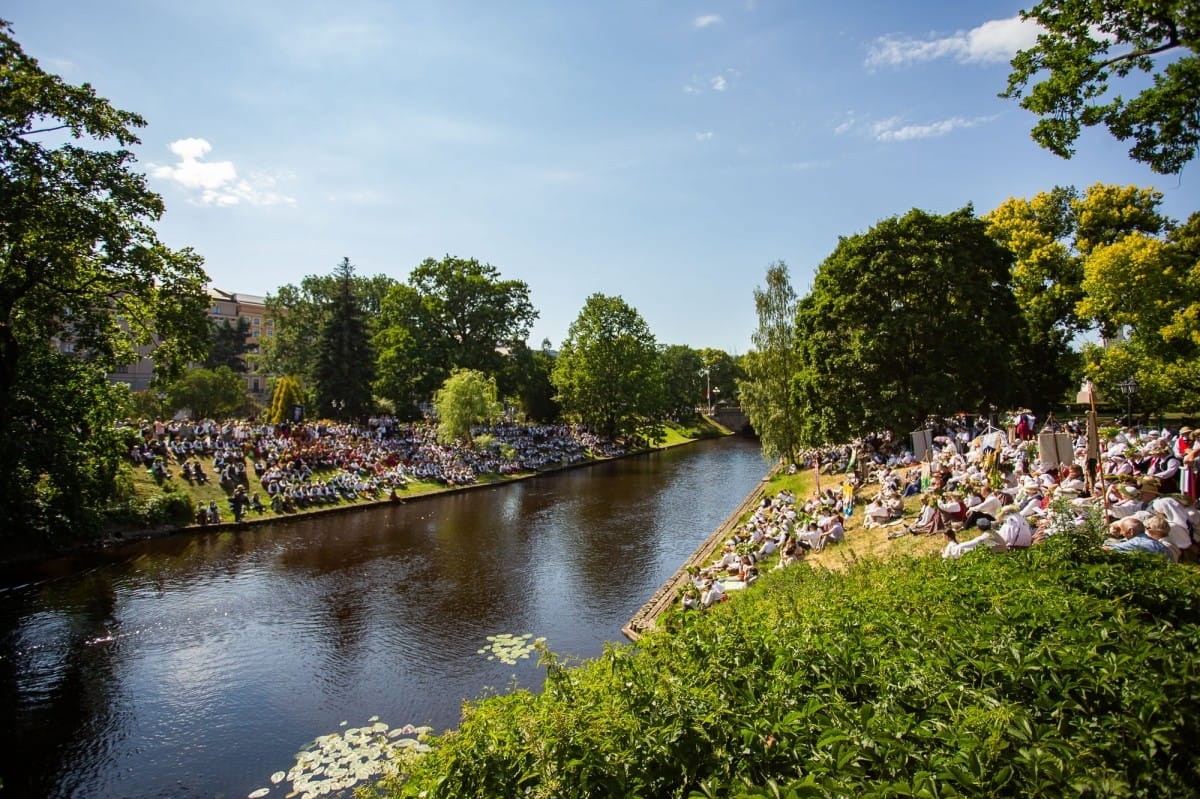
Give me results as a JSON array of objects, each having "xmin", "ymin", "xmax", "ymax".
[
  {"xmin": 1146, "ymin": 444, "xmax": 1182, "ymax": 494},
  {"xmin": 1177, "ymin": 427, "xmax": 1199, "ymax": 501},
  {"xmin": 941, "ymin": 517, "xmax": 1007, "ymax": 559}
]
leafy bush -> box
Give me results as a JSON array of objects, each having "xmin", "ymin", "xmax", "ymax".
[{"xmin": 376, "ymin": 547, "xmax": 1200, "ymax": 798}]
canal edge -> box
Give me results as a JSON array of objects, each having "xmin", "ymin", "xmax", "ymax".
[{"xmin": 622, "ymin": 463, "xmax": 780, "ymax": 642}]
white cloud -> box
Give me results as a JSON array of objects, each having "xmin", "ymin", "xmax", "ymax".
[
  {"xmin": 695, "ymin": 131, "xmax": 714, "ymax": 141},
  {"xmin": 833, "ymin": 114, "xmax": 857, "ymax": 135},
  {"xmin": 711, "ymin": 75, "xmax": 727, "ymax": 92},
  {"xmin": 872, "ymin": 115, "xmax": 991, "ymax": 142},
  {"xmin": 693, "ymin": 14, "xmax": 722, "ymax": 29},
  {"xmin": 151, "ymin": 138, "xmax": 295, "ymax": 206},
  {"xmin": 865, "ymin": 15, "xmax": 1041, "ymax": 68}
]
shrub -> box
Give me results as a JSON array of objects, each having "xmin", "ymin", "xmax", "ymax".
[{"xmin": 377, "ymin": 549, "xmax": 1200, "ymax": 798}]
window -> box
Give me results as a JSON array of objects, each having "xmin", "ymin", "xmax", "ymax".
[
  {"xmin": 212, "ymin": 305, "xmax": 222, "ymax": 314},
  {"xmin": 266, "ymin": 318, "xmax": 274, "ymax": 327},
  {"xmin": 253, "ymin": 317, "xmax": 261, "ymax": 325},
  {"xmin": 252, "ymin": 329, "xmax": 260, "ymax": 337},
  {"xmin": 266, "ymin": 329, "xmax": 274, "ymax": 337}
]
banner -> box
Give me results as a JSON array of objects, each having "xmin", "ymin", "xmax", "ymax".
[
  {"xmin": 1037, "ymin": 432, "xmax": 1074, "ymax": 468},
  {"xmin": 910, "ymin": 429, "xmax": 934, "ymax": 462}
]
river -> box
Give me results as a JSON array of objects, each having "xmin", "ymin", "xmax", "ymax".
[{"xmin": 0, "ymin": 437, "xmax": 768, "ymax": 798}]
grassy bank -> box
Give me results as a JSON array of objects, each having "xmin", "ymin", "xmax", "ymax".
[
  {"xmin": 368, "ymin": 498, "xmax": 1200, "ymax": 798},
  {"xmin": 107, "ymin": 417, "xmax": 732, "ymax": 540}
]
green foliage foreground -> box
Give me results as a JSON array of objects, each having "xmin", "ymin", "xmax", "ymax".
[{"xmin": 376, "ymin": 532, "xmax": 1200, "ymax": 798}]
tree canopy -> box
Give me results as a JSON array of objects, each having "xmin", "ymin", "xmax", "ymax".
[
  {"xmin": 373, "ymin": 256, "xmax": 538, "ymax": 405},
  {"xmin": 265, "ymin": 269, "xmax": 395, "ymax": 389},
  {"xmin": 551, "ymin": 293, "xmax": 663, "ymax": 442},
  {"xmin": 0, "ymin": 20, "xmax": 210, "ymax": 538},
  {"xmin": 432, "ymin": 368, "xmax": 503, "ymax": 445},
  {"xmin": 794, "ymin": 208, "xmax": 1021, "ymax": 443},
  {"xmin": 1002, "ymin": 0, "xmax": 1200, "ymax": 174},
  {"xmin": 313, "ymin": 258, "xmax": 376, "ymax": 421},
  {"xmin": 205, "ymin": 317, "xmax": 251, "ymax": 373},
  {"xmin": 738, "ymin": 262, "xmax": 801, "ymax": 462}
]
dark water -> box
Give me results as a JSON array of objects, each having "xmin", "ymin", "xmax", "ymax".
[{"xmin": 0, "ymin": 437, "xmax": 767, "ymax": 799}]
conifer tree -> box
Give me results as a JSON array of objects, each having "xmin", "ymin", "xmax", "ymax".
[{"xmin": 313, "ymin": 258, "xmax": 375, "ymax": 421}]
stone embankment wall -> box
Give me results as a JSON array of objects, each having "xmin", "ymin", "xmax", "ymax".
[{"xmin": 622, "ymin": 467, "xmax": 777, "ymax": 641}]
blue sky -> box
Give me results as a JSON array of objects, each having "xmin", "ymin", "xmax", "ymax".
[{"xmin": 8, "ymin": 1, "xmax": 1197, "ymax": 354}]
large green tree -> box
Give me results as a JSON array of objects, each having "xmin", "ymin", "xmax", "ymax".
[
  {"xmin": 0, "ymin": 21, "xmax": 209, "ymax": 539},
  {"xmin": 373, "ymin": 256, "xmax": 538, "ymax": 405},
  {"xmin": 794, "ymin": 208, "xmax": 1022, "ymax": 443},
  {"xmin": 551, "ymin": 293, "xmax": 663, "ymax": 442},
  {"xmin": 264, "ymin": 270, "xmax": 395, "ymax": 388},
  {"xmin": 1002, "ymin": 0, "xmax": 1200, "ymax": 174},
  {"xmin": 313, "ymin": 258, "xmax": 376, "ymax": 421},
  {"xmin": 659, "ymin": 344, "xmax": 705, "ymax": 421},
  {"xmin": 738, "ymin": 262, "xmax": 801, "ymax": 463},
  {"xmin": 984, "ymin": 187, "xmax": 1084, "ymax": 412}
]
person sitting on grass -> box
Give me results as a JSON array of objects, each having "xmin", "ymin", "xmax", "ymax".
[
  {"xmin": 940, "ymin": 517, "xmax": 1007, "ymax": 559},
  {"xmin": 1101, "ymin": 516, "xmax": 1173, "ymax": 561}
]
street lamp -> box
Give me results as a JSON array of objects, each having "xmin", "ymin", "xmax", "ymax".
[
  {"xmin": 331, "ymin": 399, "xmax": 345, "ymax": 420},
  {"xmin": 699, "ymin": 367, "xmax": 712, "ymax": 412},
  {"xmin": 156, "ymin": 390, "xmax": 167, "ymax": 421},
  {"xmin": 1118, "ymin": 376, "xmax": 1139, "ymax": 426}
]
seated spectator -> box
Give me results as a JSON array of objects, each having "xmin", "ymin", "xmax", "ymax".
[
  {"xmin": 941, "ymin": 517, "xmax": 1006, "ymax": 559},
  {"xmin": 1102, "ymin": 516, "xmax": 1172, "ymax": 561}
]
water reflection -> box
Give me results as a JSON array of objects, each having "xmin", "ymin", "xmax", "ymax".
[{"xmin": 0, "ymin": 437, "xmax": 767, "ymax": 798}]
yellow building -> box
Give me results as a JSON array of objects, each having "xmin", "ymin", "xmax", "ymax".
[{"xmin": 206, "ymin": 287, "xmax": 277, "ymax": 395}]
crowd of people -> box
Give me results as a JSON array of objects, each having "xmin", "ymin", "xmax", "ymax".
[
  {"xmin": 125, "ymin": 417, "xmax": 632, "ymax": 523},
  {"xmin": 682, "ymin": 414, "xmax": 1199, "ymax": 613}
]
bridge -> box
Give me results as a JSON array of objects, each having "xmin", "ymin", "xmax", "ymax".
[{"xmin": 709, "ymin": 405, "xmax": 754, "ymax": 435}]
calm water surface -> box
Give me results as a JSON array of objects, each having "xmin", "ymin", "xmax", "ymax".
[{"xmin": 0, "ymin": 437, "xmax": 767, "ymax": 798}]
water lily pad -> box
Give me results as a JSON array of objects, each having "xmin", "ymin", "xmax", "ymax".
[
  {"xmin": 249, "ymin": 789, "xmax": 270, "ymax": 799},
  {"xmin": 270, "ymin": 771, "xmax": 286, "ymax": 784}
]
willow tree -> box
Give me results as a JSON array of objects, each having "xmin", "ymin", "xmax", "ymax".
[
  {"xmin": 433, "ymin": 368, "xmax": 502, "ymax": 445},
  {"xmin": 738, "ymin": 262, "xmax": 801, "ymax": 462}
]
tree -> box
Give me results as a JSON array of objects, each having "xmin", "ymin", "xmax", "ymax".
[
  {"xmin": 699, "ymin": 348, "xmax": 743, "ymax": 406},
  {"xmin": 551, "ymin": 293, "xmax": 663, "ymax": 442},
  {"xmin": 984, "ymin": 187, "xmax": 1084, "ymax": 412},
  {"xmin": 737, "ymin": 262, "xmax": 801, "ymax": 463},
  {"xmin": 313, "ymin": 258, "xmax": 375, "ymax": 421},
  {"xmin": 793, "ymin": 208, "xmax": 1022, "ymax": 443},
  {"xmin": 1076, "ymin": 210, "xmax": 1200, "ymax": 413},
  {"xmin": 265, "ymin": 270, "xmax": 395, "ymax": 388},
  {"xmin": 1002, "ymin": 1, "xmax": 1200, "ymax": 174},
  {"xmin": 495, "ymin": 338, "xmax": 559, "ymax": 423},
  {"xmin": 659, "ymin": 344, "xmax": 705, "ymax": 421},
  {"xmin": 373, "ymin": 256, "xmax": 538, "ymax": 403},
  {"xmin": 267, "ymin": 375, "xmax": 306, "ymax": 424},
  {"xmin": 168, "ymin": 367, "xmax": 246, "ymax": 420},
  {"xmin": 432, "ymin": 368, "xmax": 502, "ymax": 445},
  {"xmin": 205, "ymin": 317, "xmax": 251, "ymax": 373},
  {"xmin": 0, "ymin": 21, "xmax": 210, "ymax": 539}
]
